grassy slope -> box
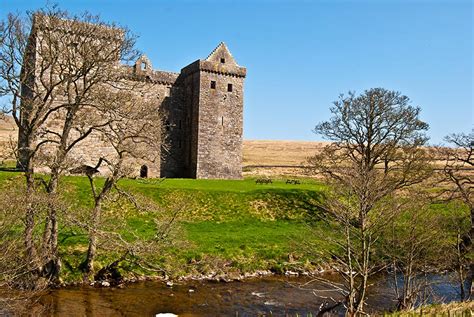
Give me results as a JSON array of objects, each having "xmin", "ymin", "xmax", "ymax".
[
  {"xmin": 108, "ymin": 177, "xmax": 332, "ymax": 277},
  {"xmin": 0, "ymin": 171, "xmax": 334, "ymax": 280},
  {"xmin": 0, "ymin": 170, "xmax": 469, "ymax": 282}
]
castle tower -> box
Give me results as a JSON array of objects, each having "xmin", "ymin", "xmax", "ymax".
[{"xmin": 181, "ymin": 43, "xmax": 246, "ymax": 179}]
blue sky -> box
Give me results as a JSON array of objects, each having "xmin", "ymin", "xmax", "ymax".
[{"xmin": 2, "ymin": 0, "xmax": 472, "ymax": 144}]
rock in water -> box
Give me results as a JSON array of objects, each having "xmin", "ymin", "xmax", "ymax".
[{"xmin": 155, "ymin": 314, "xmax": 178, "ymax": 317}]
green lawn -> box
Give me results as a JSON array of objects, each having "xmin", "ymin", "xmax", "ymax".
[
  {"xmin": 0, "ymin": 170, "xmax": 331, "ymax": 280},
  {"xmin": 121, "ymin": 177, "xmax": 325, "ymax": 192}
]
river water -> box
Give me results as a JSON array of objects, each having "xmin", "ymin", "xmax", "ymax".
[{"xmin": 30, "ymin": 274, "xmax": 461, "ymax": 316}]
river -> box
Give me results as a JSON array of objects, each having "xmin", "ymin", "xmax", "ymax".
[{"xmin": 19, "ymin": 273, "xmax": 460, "ymax": 316}]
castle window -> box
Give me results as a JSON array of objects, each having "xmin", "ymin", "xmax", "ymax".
[
  {"xmin": 210, "ymin": 81, "xmax": 216, "ymax": 89},
  {"xmin": 221, "ymin": 116, "xmax": 224, "ymax": 126},
  {"xmin": 141, "ymin": 61, "xmax": 146, "ymax": 70},
  {"xmin": 220, "ymin": 58, "xmax": 225, "ymax": 63},
  {"xmin": 227, "ymin": 84, "xmax": 233, "ymax": 92}
]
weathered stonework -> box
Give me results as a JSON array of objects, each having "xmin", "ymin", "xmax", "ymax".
[{"xmin": 20, "ymin": 18, "xmax": 246, "ymax": 179}]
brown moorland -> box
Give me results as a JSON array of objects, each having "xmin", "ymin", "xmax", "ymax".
[{"xmin": 0, "ymin": 116, "xmax": 16, "ymax": 159}]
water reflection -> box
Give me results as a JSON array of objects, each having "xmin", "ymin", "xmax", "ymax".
[{"xmin": 30, "ymin": 274, "xmax": 461, "ymax": 316}]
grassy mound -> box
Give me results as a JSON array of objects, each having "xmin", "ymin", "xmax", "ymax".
[
  {"xmin": 0, "ymin": 171, "xmax": 333, "ymax": 280},
  {"xmin": 0, "ymin": 171, "xmax": 469, "ymax": 282}
]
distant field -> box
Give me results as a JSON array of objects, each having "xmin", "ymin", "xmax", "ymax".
[
  {"xmin": 0, "ymin": 115, "xmax": 16, "ymax": 139},
  {"xmin": 243, "ymin": 140, "xmax": 327, "ymax": 166},
  {"xmin": 0, "ymin": 116, "xmax": 16, "ymax": 159},
  {"xmin": 243, "ymin": 140, "xmax": 327, "ymax": 177}
]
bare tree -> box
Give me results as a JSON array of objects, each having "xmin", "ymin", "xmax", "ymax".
[
  {"xmin": 308, "ymin": 88, "xmax": 431, "ymax": 315},
  {"xmin": 0, "ymin": 7, "xmax": 141, "ymax": 287},
  {"xmin": 0, "ymin": 178, "xmax": 55, "ymax": 312},
  {"xmin": 78, "ymin": 89, "xmax": 163, "ymax": 281},
  {"xmin": 440, "ymin": 131, "xmax": 473, "ymax": 300},
  {"xmin": 382, "ymin": 192, "xmax": 447, "ymax": 310}
]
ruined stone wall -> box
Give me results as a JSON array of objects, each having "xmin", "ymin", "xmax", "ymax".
[
  {"xmin": 20, "ymin": 17, "xmax": 246, "ymax": 179},
  {"xmin": 32, "ymin": 80, "xmax": 164, "ymax": 178},
  {"xmin": 159, "ymin": 83, "xmax": 187, "ymax": 178}
]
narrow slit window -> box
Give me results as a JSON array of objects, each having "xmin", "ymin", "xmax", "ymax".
[
  {"xmin": 221, "ymin": 116, "xmax": 224, "ymax": 126},
  {"xmin": 210, "ymin": 81, "xmax": 216, "ymax": 89},
  {"xmin": 220, "ymin": 58, "xmax": 225, "ymax": 63},
  {"xmin": 227, "ymin": 84, "xmax": 233, "ymax": 92}
]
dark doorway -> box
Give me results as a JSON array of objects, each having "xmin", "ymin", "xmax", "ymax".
[{"xmin": 140, "ymin": 165, "xmax": 148, "ymax": 178}]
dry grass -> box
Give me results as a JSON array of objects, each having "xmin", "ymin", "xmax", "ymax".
[
  {"xmin": 242, "ymin": 140, "xmax": 328, "ymax": 177},
  {"xmin": 388, "ymin": 301, "xmax": 474, "ymax": 316},
  {"xmin": 0, "ymin": 116, "xmax": 17, "ymax": 159},
  {"xmin": 0, "ymin": 115, "xmax": 16, "ymax": 140},
  {"xmin": 243, "ymin": 140, "xmax": 327, "ymax": 166}
]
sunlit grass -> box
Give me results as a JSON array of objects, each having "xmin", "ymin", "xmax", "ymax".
[{"xmin": 0, "ymin": 170, "xmax": 469, "ymax": 282}]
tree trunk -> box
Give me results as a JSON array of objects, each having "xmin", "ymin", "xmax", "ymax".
[
  {"xmin": 24, "ymin": 161, "xmax": 39, "ymax": 274},
  {"xmin": 83, "ymin": 194, "xmax": 106, "ymax": 281},
  {"xmin": 345, "ymin": 221, "xmax": 356, "ymax": 315},
  {"xmin": 467, "ymin": 205, "xmax": 473, "ymax": 300},
  {"xmin": 42, "ymin": 172, "xmax": 61, "ymax": 283},
  {"xmin": 467, "ymin": 263, "xmax": 473, "ymax": 300}
]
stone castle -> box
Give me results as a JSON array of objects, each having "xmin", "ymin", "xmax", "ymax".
[
  {"xmin": 131, "ymin": 43, "xmax": 246, "ymax": 179},
  {"xmin": 19, "ymin": 17, "xmax": 246, "ymax": 179}
]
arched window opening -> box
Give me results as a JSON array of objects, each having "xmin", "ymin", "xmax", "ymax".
[{"xmin": 140, "ymin": 165, "xmax": 148, "ymax": 178}]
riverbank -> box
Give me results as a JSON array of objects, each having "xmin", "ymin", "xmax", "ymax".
[{"xmin": 386, "ymin": 301, "xmax": 474, "ymax": 316}]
